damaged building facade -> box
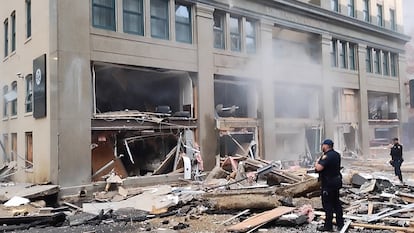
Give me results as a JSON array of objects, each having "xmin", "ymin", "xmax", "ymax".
[{"xmin": 0, "ymin": 0, "xmax": 410, "ymax": 186}]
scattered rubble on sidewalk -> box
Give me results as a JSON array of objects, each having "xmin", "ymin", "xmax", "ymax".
[{"xmin": 1, "ymin": 156, "xmax": 414, "ymax": 232}]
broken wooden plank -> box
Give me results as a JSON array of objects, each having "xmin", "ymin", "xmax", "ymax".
[
  {"xmin": 339, "ymin": 220, "xmax": 352, "ymax": 233},
  {"xmin": 367, "ymin": 203, "xmax": 414, "ymax": 223},
  {"xmin": 153, "ymin": 146, "xmax": 177, "ymax": 175},
  {"xmin": 208, "ymin": 193, "xmax": 281, "ymax": 211},
  {"xmin": 227, "ymin": 206, "xmax": 295, "ymax": 232},
  {"xmin": 368, "ymin": 202, "xmax": 374, "ymax": 215},
  {"xmin": 220, "ymin": 209, "xmax": 250, "ymax": 225},
  {"xmin": 350, "ymin": 222, "xmax": 414, "ymax": 232}
]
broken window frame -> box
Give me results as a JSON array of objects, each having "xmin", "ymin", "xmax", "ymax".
[
  {"xmin": 338, "ymin": 40, "xmax": 347, "ymax": 69},
  {"xmin": 25, "ymin": 132, "xmax": 33, "ymax": 168},
  {"xmin": 373, "ymin": 49, "xmax": 381, "ymax": 74}
]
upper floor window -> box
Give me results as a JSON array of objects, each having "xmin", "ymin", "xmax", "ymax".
[
  {"xmin": 338, "ymin": 41, "xmax": 346, "ymax": 69},
  {"xmin": 92, "ymin": 0, "xmax": 116, "ymax": 31},
  {"xmin": 175, "ymin": 3, "xmax": 192, "ymax": 43},
  {"xmin": 363, "ymin": 0, "xmax": 370, "ymax": 22},
  {"xmin": 245, "ymin": 20, "xmax": 256, "ymax": 53},
  {"xmin": 331, "ymin": 0, "xmax": 339, "ymax": 12},
  {"xmin": 382, "ymin": 51, "xmax": 389, "ymax": 76},
  {"xmin": 11, "ymin": 81, "xmax": 17, "ymax": 116},
  {"xmin": 330, "ymin": 40, "xmax": 337, "ymax": 67},
  {"xmin": 25, "ymin": 74, "xmax": 33, "ymax": 113},
  {"xmin": 373, "ymin": 49, "xmax": 381, "ymax": 74},
  {"xmin": 123, "ymin": 0, "xmax": 144, "ymax": 35},
  {"xmin": 390, "ymin": 9, "xmax": 396, "ymax": 31},
  {"xmin": 377, "ymin": 4, "xmax": 383, "ymax": 27},
  {"xmin": 150, "ymin": 0, "xmax": 169, "ymax": 40},
  {"xmin": 11, "ymin": 11, "xmax": 15, "ymax": 52},
  {"xmin": 366, "ymin": 47, "xmax": 372, "ymax": 73},
  {"xmin": 331, "ymin": 39, "xmax": 358, "ymax": 71},
  {"xmin": 3, "ymin": 85, "xmax": 8, "ymax": 118},
  {"xmin": 349, "ymin": 43, "xmax": 357, "ymax": 70},
  {"xmin": 347, "ymin": 0, "xmax": 355, "ymax": 17},
  {"xmin": 3, "ymin": 19, "xmax": 8, "ymax": 57},
  {"xmin": 213, "ymin": 11, "xmax": 225, "ymax": 49},
  {"xmin": 229, "ymin": 16, "xmax": 241, "ymax": 52},
  {"xmin": 390, "ymin": 53, "xmax": 398, "ymax": 77},
  {"xmin": 26, "ymin": 0, "xmax": 31, "ymax": 38}
]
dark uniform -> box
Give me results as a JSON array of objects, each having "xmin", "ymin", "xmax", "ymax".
[
  {"xmin": 390, "ymin": 140, "xmax": 403, "ymax": 182},
  {"xmin": 317, "ymin": 149, "xmax": 344, "ymax": 231}
]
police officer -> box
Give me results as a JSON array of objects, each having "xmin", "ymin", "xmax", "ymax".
[
  {"xmin": 390, "ymin": 137, "xmax": 403, "ymax": 183},
  {"xmin": 315, "ymin": 139, "xmax": 344, "ymax": 232}
]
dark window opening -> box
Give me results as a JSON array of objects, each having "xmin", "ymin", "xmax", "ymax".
[
  {"xmin": 214, "ymin": 77, "xmax": 257, "ymax": 118},
  {"xmin": 94, "ymin": 64, "xmax": 193, "ymax": 117}
]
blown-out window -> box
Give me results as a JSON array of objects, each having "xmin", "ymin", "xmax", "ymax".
[{"xmin": 213, "ymin": 11, "xmax": 225, "ymax": 49}]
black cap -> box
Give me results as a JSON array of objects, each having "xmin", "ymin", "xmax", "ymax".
[{"xmin": 322, "ymin": 139, "xmax": 334, "ymax": 147}]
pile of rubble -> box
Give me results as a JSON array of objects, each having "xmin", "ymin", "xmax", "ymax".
[{"xmin": 1, "ymin": 157, "xmax": 414, "ymax": 232}]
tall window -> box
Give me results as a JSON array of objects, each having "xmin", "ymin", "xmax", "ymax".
[
  {"xmin": 25, "ymin": 75, "xmax": 33, "ymax": 113},
  {"xmin": 339, "ymin": 41, "xmax": 346, "ymax": 69},
  {"xmin": 151, "ymin": 0, "xmax": 169, "ymax": 39},
  {"xmin": 25, "ymin": 132, "xmax": 33, "ymax": 168},
  {"xmin": 363, "ymin": 0, "xmax": 370, "ymax": 22},
  {"xmin": 3, "ymin": 19, "xmax": 8, "ymax": 57},
  {"xmin": 374, "ymin": 49, "xmax": 381, "ymax": 74},
  {"xmin": 390, "ymin": 53, "xmax": 398, "ymax": 77},
  {"xmin": 3, "ymin": 134, "xmax": 9, "ymax": 161},
  {"xmin": 331, "ymin": 0, "xmax": 339, "ymax": 12},
  {"xmin": 382, "ymin": 51, "xmax": 389, "ymax": 76},
  {"xmin": 390, "ymin": 9, "xmax": 396, "ymax": 31},
  {"xmin": 229, "ymin": 16, "xmax": 241, "ymax": 52},
  {"xmin": 213, "ymin": 11, "xmax": 225, "ymax": 49},
  {"xmin": 92, "ymin": 0, "xmax": 116, "ymax": 31},
  {"xmin": 330, "ymin": 40, "xmax": 337, "ymax": 67},
  {"xmin": 11, "ymin": 12, "xmax": 15, "ymax": 52},
  {"xmin": 123, "ymin": 0, "xmax": 144, "ymax": 35},
  {"xmin": 245, "ymin": 20, "xmax": 256, "ymax": 53},
  {"xmin": 3, "ymin": 85, "xmax": 8, "ymax": 118},
  {"xmin": 349, "ymin": 43, "xmax": 356, "ymax": 70},
  {"xmin": 11, "ymin": 81, "xmax": 17, "ymax": 116},
  {"xmin": 366, "ymin": 47, "xmax": 372, "ymax": 73},
  {"xmin": 175, "ymin": 3, "xmax": 192, "ymax": 43},
  {"xmin": 11, "ymin": 133, "xmax": 17, "ymax": 162},
  {"xmin": 377, "ymin": 4, "xmax": 383, "ymax": 27},
  {"xmin": 347, "ymin": 0, "xmax": 355, "ymax": 17},
  {"xmin": 26, "ymin": 0, "xmax": 31, "ymax": 38}
]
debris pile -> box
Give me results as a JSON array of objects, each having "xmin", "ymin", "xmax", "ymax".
[{"xmin": 0, "ymin": 158, "xmax": 414, "ymax": 232}]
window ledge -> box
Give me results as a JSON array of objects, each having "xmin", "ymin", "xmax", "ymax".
[
  {"xmin": 24, "ymin": 37, "xmax": 32, "ymax": 44},
  {"xmin": 2, "ymin": 56, "xmax": 8, "ymax": 62},
  {"xmin": 213, "ymin": 49, "xmax": 249, "ymax": 58},
  {"xmin": 10, "ymin": 115, "xmax": 17, "ymax": 120},
  {"xmin": 9, "ymin": 51, "xmax": 16, "ymax": 58},
  {"xmin": 24, "ymin": 112, "xmax": 33, "ymax": 117},
  {"xmin": 2, "ymin": 117, "xmax": 8, "ymax": 121}
]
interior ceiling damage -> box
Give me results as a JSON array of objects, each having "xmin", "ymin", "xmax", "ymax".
[{"xmin": 91, "ymin": 63, "xmax": 200, "ymax": 181}]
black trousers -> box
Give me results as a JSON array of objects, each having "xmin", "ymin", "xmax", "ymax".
[
  {"xmin": 321, "ymin": 188, "xmax": 344, "ymax": 229},
  {"xmin": 393, "ymin": 159, "xmax": 403, "ymax": 182}
]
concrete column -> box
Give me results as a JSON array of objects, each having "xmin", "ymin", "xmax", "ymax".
[
  {"xmin": 195, "ymin": 3, "xmax": 216, "ymax": 171},
  {"xmin": 258, "ymin": 19, "xmax": 276, "ymax": 160},
  {"xmin": 55, "ymin": 0, "xmax": 92, "ymax": 186},
  {"xmin": 321, "ymin": 34, "xmax": 334, "ymax": 140},
  {"xmin": 357, "ymin": 44, "xmax": 370, "ymax": 157}
]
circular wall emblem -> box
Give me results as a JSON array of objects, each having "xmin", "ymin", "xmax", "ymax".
[{"xmin": 35, "ymin": 69, "xmax": 42, "ymax": 85}]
